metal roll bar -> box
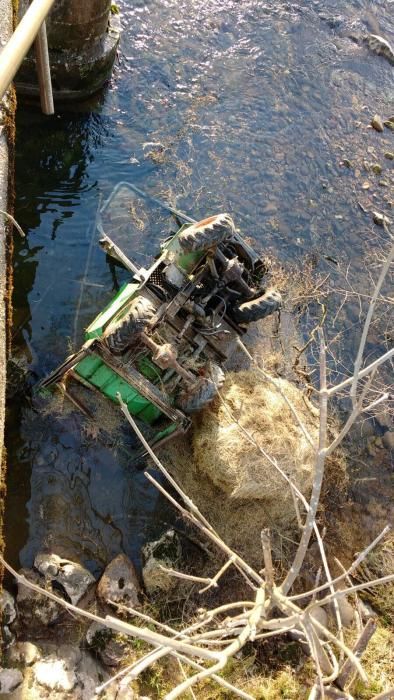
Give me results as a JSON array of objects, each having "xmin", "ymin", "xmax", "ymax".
[{"xmin": 0, "ymin": 0, "xmax": 56, "ymax": 114}]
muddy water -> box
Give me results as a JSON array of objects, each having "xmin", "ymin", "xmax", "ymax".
[{"xmin": 4, "ymin": 0, "xmax": 394, "ymax": 575}]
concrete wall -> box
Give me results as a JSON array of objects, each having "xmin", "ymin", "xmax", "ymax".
[
  {"xmin": 0, "ymin": 0, "xmax": 15, "ymax": 550},
  {"xmin": 16, "ymin": 0, "xmax": 120, "ymax": 101}
]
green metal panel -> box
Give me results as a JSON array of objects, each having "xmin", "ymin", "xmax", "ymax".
[
  {"xmin": 137, "ymin": 356, "xmax": 162, "ymax": 381},
  {"xmin": 84, "ymin": 282, "xmax": 139, "ymax": 340},
  {"xmin": 75, "ymin": 354, "xmax": 102, "ymax": 379},
  {"xmin": 74, "ymin": 353, "xmax": 162, "ymax": 424},
  {"xmin": 161, "ymin": 225, "xmax": 203, "ymax": 274}
]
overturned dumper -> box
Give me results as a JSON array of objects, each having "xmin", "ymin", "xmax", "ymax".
[{"xmin": 38, "ymin": 184, "xmax": 281, "ymax": 454}]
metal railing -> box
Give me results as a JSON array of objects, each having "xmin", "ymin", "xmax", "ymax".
[{"xmin": 0, "ymin": 0, "xmax": 56, "ymax": 114}]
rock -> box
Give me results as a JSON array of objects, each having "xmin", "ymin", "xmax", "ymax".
[
  {"xmin": 371, "ymin": 163, "xmax": 382, "ymax": 174},
  {"xmin": 357, "ymin": 418, "xmax": 375, "ymax": 437},
  {"xmin": 371, "ymin": 114, "xmax": 384, "ymax": 132},
  {"xmin": 34, "ymin": 552, "xmax": 95, "ymax": 605},
  {"xmin": 384, "ymin": 119, "xmax": 394, "ymax": 131},
  {"xmin": 33, "ymin": 659, "xmax": 76, "ymax": 692},
  {"xmin": 365, "ymin": 35, "xmax": 394, "ymax": 64},
  {"xmin": 16, "ymin": 568, "xmax": 62, "ymax": 629},
  {"xmin": 142, "ymin": 529, "xmax": 182, "ymax": 594},
  {"xmin": 115, "ymin": 685, "xmax": 139, "ymax": 700},
  {"xmin": 0, "ymin": 668, "xmax": 23, "ymax": 693},
  {"xmin": 376, "ymin": 411, "xmax": 393, "ymax": 430},
  {"xmin": 383, "ymin": 430, "xmax": 394, "ymax": 450},
  {"xmin": 7, "ymin": 641, "xmax": 41, "ymax": 666},
  {"xmin": 0, "ymin": 589, "xmax": 16, "ymax": 625},
  {"xmin": 32, "ymin": 645, "xmax": 80, "ymax": 692},
  {"xmin": 372, "ymin": 211, "xmax": 390, "ymax": 226},
  {"xmin": 97, "ymin": 553, "xmax": 141, "ymax": 608},
  {"xmin": 384, "ymin": 152, "xmax": 394, "ymax": 160},
  {"xmin": 310, "ymin": 605, "xmax": 328, "ymax": 628},
  {"xmin": 142, "ymin": 141, "xmax": 166, "ymax": 164},
  {"xmin": 86, "ymin": 621, "xmax": 108, "ymax": 646},
  {"xmin": 334, "ymin": 592, "xmax": 355, "ymax": 627},
  {"xmin": 86, "ymin": 622, "xmax": 128, "ymax": 667},
  {"xmin": 358, "ymin": 599, "xmax": 377, "ymax": 621},
  {"xmin": 2, "ymin": 626, "xmax": 15, "ymax": 648},
  {"xmin": 76, "ymin": 651, "xmax": 108, "ymax": 700},
  {"xmin": 98, "ymin": 636, "xmax": 129, "ymax": 667}
]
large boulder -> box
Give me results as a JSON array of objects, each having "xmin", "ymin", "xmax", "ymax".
[
  {"xmin": 16, "ymin": 568, "xmax": 63, "ymax": 631},
  {"xmin": 34, "ymin": 553, "xmax": 95, "ymax": 605},
  {"xmin": 97, "ymin": 553, "xmax": 141, "ymax": 608}
]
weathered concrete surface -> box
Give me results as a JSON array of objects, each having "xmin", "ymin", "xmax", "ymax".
[
  {"xmin": 16, "ymin": 0, "xmax": 120, "ymax": 101},
  {"xmin": 0, "ymin": 0, "xmax": 15, "ymax": 552}
]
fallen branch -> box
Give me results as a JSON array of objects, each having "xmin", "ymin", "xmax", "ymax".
[{"xmin": 0, "ymin": 209, "xmax": 26, "ymax": 237}]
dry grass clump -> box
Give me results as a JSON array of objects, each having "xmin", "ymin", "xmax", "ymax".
[
  {"xmin": 354, "ymin": 532, "xmax": 394, "ymax": 627},
  {"xmin": 163, "ymin": 369, "xmax": 322, "ymax": 567},
  {"xmin": 193, "ymin": 369, "xmax": 319, "ymax": 509},
  {"xmin": 352, "ymin": 625, "xmax": 394, "ymax": 698}
]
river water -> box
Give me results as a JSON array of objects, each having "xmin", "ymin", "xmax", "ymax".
[{"xmin": 4, "ymin": 0, "xmax": 394, "ymax": 575}]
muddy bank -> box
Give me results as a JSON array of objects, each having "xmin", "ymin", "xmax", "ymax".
[{"xmin": 0, "ymin": 0, "xmax": 15, "ymax": 560}]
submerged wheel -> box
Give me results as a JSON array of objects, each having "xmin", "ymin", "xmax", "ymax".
[
  {"xmin": 176, "ymin": 363, "xmax": 225, "ymax": 413},
  {"xmin": 177, "ymin": 213, "xmax": 235, "ymax": 253},
  {"xmin": 105, "ymin": 297, "xmax": 156, "ymax": 354},
  {"xmin": 232, "ymin": 289, "xmax": 281, "ymax": 324}
]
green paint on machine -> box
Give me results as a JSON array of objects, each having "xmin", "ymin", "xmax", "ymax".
[{"xmin": 75, "ymin": 353, "xmax": 162, "ymax": 424}]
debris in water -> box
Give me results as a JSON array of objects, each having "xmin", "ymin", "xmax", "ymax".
[
  {"xmin": 365, "ymin": 34, "xmax": 394, "ymax": 65},
  {"xmin": 371, "ymin": 163, "xmax": 382, "ymax": 175},
  {"xmin": 372, "ymin": 211, "xmax": 390, "ymax": 226},
  {"xmin": 371, "ymin": 115, "xmax": 384, "ymax": 132}
]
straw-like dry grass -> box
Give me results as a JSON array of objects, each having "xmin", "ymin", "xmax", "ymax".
[{"xmin": 193, "ymin": 369, "xmax": 318, "ymax": 505}]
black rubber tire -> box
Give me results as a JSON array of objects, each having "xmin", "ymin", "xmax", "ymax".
[
  {"xmin": 232, "ymin": 289, "xmax": 281, "ymax": 324},
  {"xmin": 178, "ymin": 213, "xmax": 235, "ymax": 253},
  {"xmin": 176, "ymin": 363, "xmax": 225, "ymax": 413},
  {"xmin": 105, "ymin": 297, "xmax": 156, "ymax": 354}
]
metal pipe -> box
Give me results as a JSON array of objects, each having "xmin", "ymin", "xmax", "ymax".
[
  {"xmin": 34, "ymin": 21, "xmax": 54, "ymax": 115},
  {"xmin": 0, "ymin": 0, "xmax": 57, "ymax": 101}
]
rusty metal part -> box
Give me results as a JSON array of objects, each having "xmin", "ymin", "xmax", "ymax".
[
  {"xmin": 140, "ymin": 333, "xmax": 196, "ymax": 385},
  {"xmin": 99, "ymin": 234, "xmax": 143, "ymax": 278},
  {"xmin": 97, "ymin": 343, "xmax": 188, "ymax": 426},
  {"xmin": 215, "ymin": 248, "xmax": 255, "ymax": 298}
]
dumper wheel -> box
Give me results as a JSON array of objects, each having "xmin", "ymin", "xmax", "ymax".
[
  {"xmin": 178, "ymin": 213, "xmax": 235, "ymax": 253},
  {"xmin": 105, "ymin": 297, "xmax": 156, "ymax": 354},
  {"xmin": 232, "ymin": 289, "xmax": 282, "ymax": 324},
  {"xmin": 176, "ymin": 363, "xmax": 225, "ymax": 413}
]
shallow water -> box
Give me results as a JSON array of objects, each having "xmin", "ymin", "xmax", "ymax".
[{"xmin": 4, "ymin": 0, "xmax": 394, "ymax": 574}]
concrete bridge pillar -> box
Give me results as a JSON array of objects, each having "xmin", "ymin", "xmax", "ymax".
[{"xmin": 16, "ymin": 0, "xmax": 120, "ymax": 101}]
